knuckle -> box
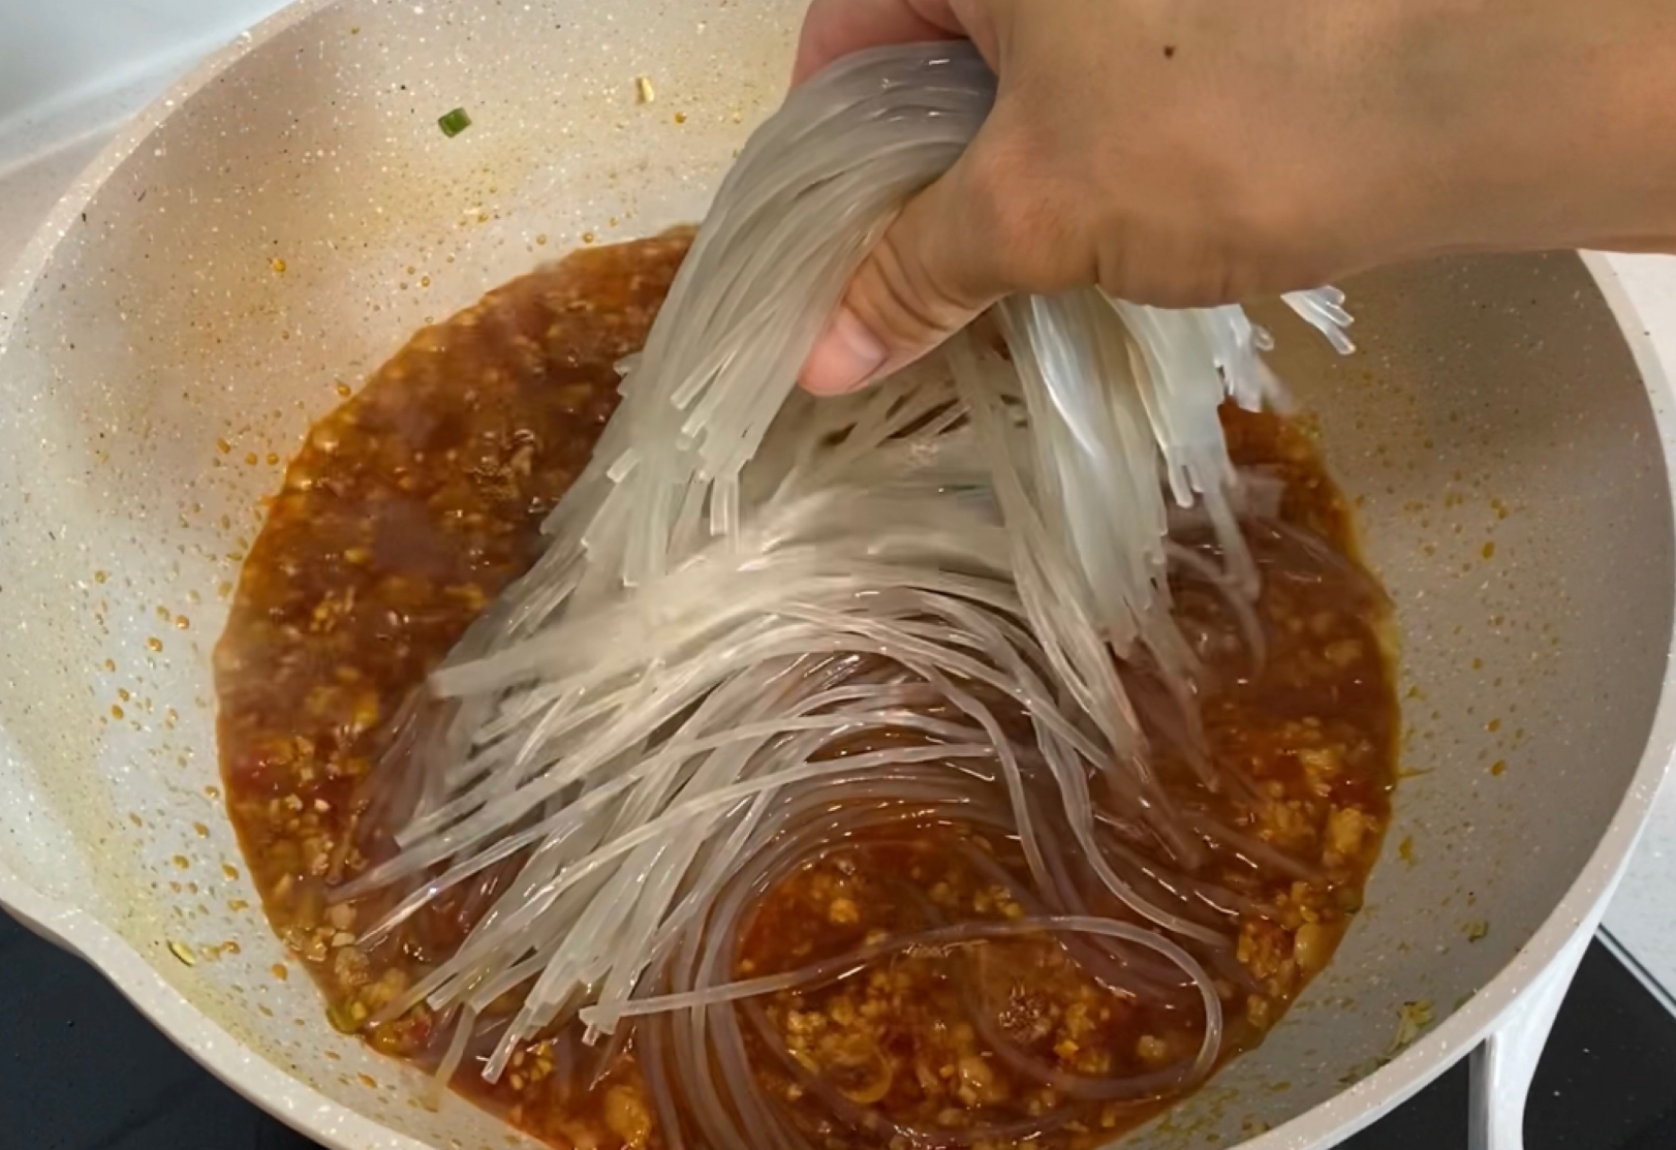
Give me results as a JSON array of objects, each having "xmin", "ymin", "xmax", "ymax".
[
  {"xmin": 964, "ymin": 129, "xmax": 1087, "ymax": 295},
  {"xmin": 863, "ymin": 234, "xmax": 962, "ymax": 346}
]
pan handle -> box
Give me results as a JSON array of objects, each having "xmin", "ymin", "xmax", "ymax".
[{"xmin": 1467, "ymin": 924, "xmax": 1594, "ymax": 1150}]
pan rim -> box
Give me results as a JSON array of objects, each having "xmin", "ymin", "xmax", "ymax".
[{"xmin": 1, "ymin": 2, "xmax": 1673, "ymax": 1147}]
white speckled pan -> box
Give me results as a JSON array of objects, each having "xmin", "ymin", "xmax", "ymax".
[{"xmin": 1, "ymin": 2, "xmax": 1673, "ymax": 1149}]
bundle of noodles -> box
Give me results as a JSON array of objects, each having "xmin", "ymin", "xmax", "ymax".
[{"xmin": 336, "ymin": 41, "xmax": 1354, "ymax": 1142}]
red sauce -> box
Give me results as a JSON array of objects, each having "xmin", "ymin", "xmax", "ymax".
[{"xmin": 215, "ymin": 234, "xmax": 1396, "ymax": 1149}]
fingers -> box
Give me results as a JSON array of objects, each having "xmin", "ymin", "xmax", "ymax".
[
  {"xmin": 792, "ymin": 0, "xmax": 968, "ymax": 85},
  {"xmin": 792, "ymin": 0, "xmax": 1034, "ymax": 395},
  {"xmin": 799, "ymin": 154, "xmax": 1012, "ymax": 395}
]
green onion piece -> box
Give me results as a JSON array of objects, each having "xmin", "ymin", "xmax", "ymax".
[{"xmin": 437, "ymin": 107, "xmax": 472, "ymax": 138}]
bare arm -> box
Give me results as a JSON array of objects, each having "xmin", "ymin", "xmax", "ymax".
[{"xmin": 795, "ymin": 0, "xmax": 1676, "ymax": 395}]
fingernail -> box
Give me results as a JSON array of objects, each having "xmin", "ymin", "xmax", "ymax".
[{"xmin": 800, "ymin": 308, "xmax": 889, "ymax": 396}]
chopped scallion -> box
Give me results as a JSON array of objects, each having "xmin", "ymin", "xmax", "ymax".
[{"xmin": 437, "ymin": 107, "xmax": 472, "ymax": 137}]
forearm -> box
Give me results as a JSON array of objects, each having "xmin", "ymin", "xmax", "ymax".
[
  {"xmin": 793, "ymin": 0, "xmax": 1676, "ymax": 382},
  {"xmin": 1380, "ymin": 0, "xmax": 1676, "ymax": 260}
]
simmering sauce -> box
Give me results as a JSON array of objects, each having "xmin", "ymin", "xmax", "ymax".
[{"xmin": 216, "ymin": 234, "xmax": 1396, "ymax": 1149}]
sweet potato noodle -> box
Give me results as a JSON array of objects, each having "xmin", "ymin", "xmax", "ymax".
[{"xmin": 216, "ymin": 43, "xmax": 1393, "ymax": 1150}]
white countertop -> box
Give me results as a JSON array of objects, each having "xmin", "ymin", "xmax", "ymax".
[{"xmin": 5, "ymin": 3, "xmax": 1676, "ymax": 1008}]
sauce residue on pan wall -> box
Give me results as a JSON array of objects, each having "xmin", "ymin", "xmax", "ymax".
[{"xmin": 215, "ymin": 233, "xmax": 1397, "ymax": 1149}]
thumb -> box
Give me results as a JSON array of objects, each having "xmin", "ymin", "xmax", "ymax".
[{"xmin": 799, "ymin": 157, "xmax": 1008, "ymax": 396}]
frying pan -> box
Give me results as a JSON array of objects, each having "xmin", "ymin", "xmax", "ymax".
[{"xmin": 1, "ymin": 2, "xmax": 1673, "ymax": 1149}]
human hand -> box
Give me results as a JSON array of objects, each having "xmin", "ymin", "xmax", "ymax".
[{"xmin": 795, "ymin": 0, "xmax": 1676, "ymax": 396}]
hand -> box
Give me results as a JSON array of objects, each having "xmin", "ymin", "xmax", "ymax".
[{"xmin": 794, "ymin": 0, "xmax": 1676, "ymax": 396}]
